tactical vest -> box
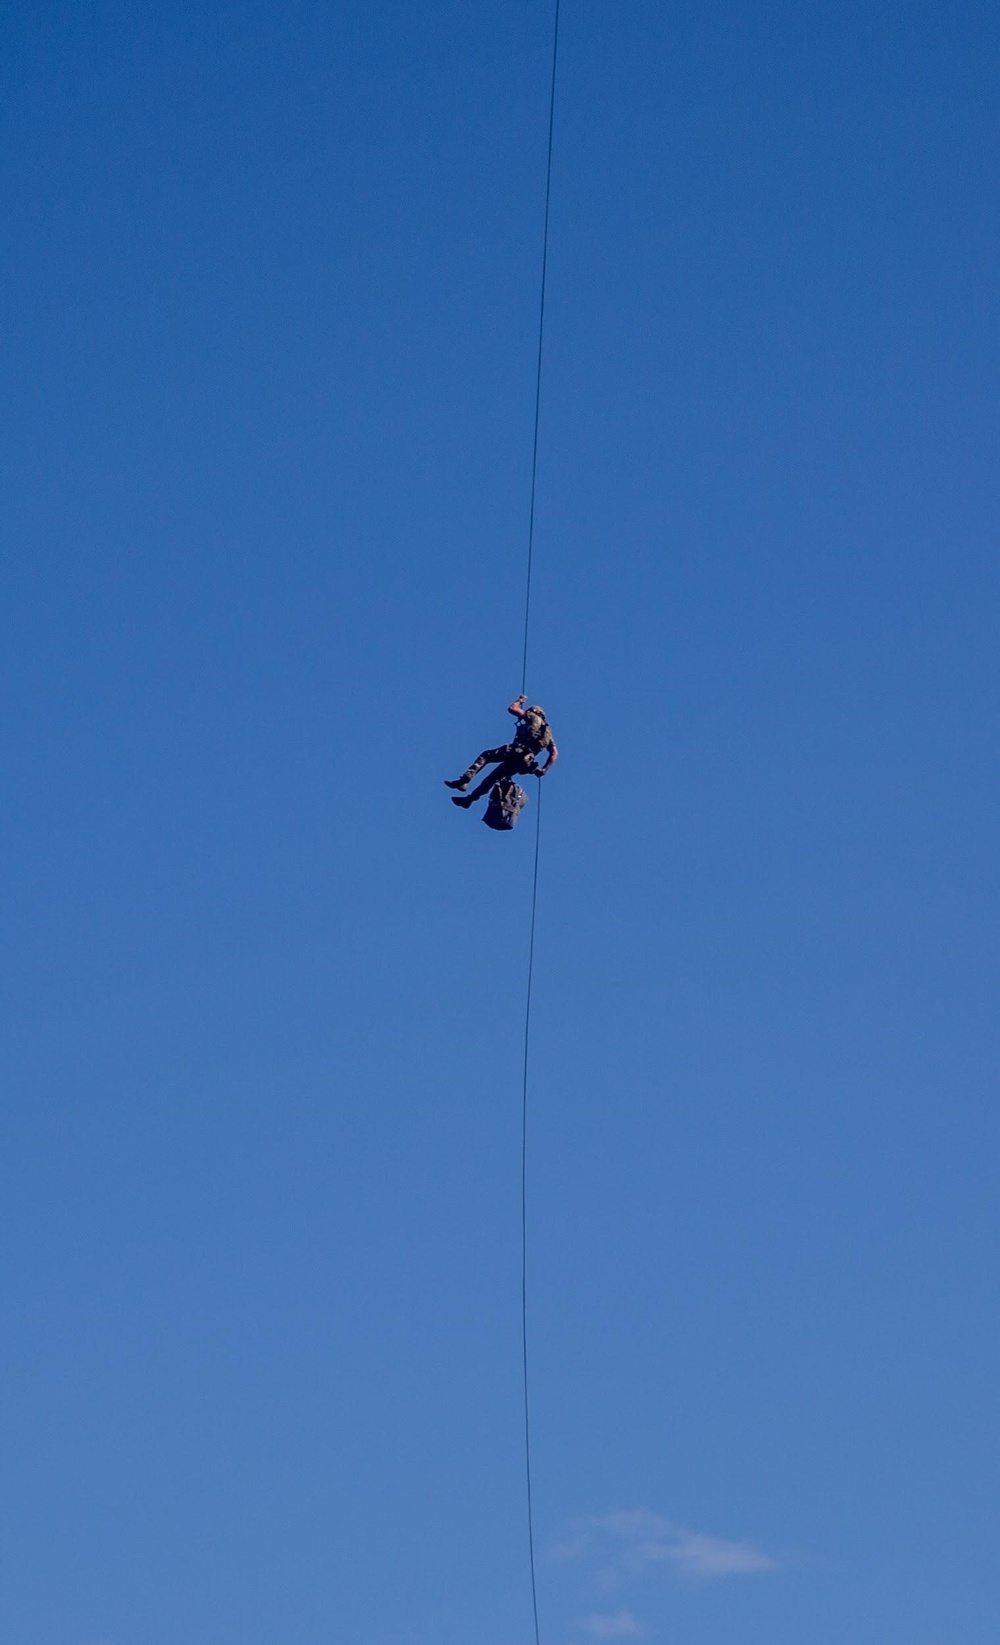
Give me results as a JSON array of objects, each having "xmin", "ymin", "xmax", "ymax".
[{"xmin": 514, "ymin": 709, "xmax": 549, "ymax": 753}]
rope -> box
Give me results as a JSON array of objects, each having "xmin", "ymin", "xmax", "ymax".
[
  {"xmin": 520, "ymin": 0, "xmax": 562, "ymax": 698},
  {"xmin": 520, "ymin": 7, "xmax": 561, "ymax": 1639},
  {"xmin": 521, "ymin": 781, "xmax": 543, "ymax": 1645}
]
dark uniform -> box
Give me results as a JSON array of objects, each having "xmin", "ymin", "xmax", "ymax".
[{"xmin": 447, "ymin": 698, "xmax": 559, "ymax": 808}]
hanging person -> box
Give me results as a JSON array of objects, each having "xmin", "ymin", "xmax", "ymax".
[{"xmin": 446, "ymin": 694, "xmax": 559, "ymax": 810}]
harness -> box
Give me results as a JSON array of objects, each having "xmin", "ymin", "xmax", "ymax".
[{"xmin": 513, "ymin": 709, "xmax": 549, "ymax": 757}]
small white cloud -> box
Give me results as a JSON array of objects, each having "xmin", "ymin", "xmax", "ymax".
[
  {"xmin": 557, "ymin": 1508, "xmax": 777, "ymax": 1584},
  {"xmin": 665, "ymin": 1528, "xmax": 775, "ymax": 1578},
  {"xmin": 581, "ymin": 1611, "xmax": 641, "ymax": 1637}
]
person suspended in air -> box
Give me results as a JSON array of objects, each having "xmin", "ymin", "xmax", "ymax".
[{"xmin": 445, "ymin": 695, "xmax": 559, "ymax": 812}]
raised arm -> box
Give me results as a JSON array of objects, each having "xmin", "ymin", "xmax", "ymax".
[{"xmin": 507, "ymin": 693, "xmax": 527, "ymax": 717}]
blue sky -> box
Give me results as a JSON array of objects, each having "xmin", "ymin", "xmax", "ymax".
[{"xmin": 2, "ymin": 2, "xmax": 999, "ymax": 1642}]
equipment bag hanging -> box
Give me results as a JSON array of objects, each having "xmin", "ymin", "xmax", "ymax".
[{"xmin": 483, "ymin": 778, "xmax": 530, "ymax": 832}]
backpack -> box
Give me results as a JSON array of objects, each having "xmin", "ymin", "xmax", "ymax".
[{"xmin": 483, "ymin": 777, "xmax": 530, "ymax": 832}]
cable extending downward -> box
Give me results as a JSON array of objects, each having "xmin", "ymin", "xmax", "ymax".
[
  {"xmin": 520, "ymin": 7, "xmax": 560, "ymax": 1640},
  {"xmin": 521, "ymin": 783, "xmax": 543, "ymax": 1645},
  {"xmin": 521, "ymin": 0, "xmax": 562, "ymax": 698}
]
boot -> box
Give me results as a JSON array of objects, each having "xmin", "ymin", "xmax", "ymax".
[
  {"xmin": 444, "ymin": 777, "xmax": 469, "ymax": 791},
  {"xmin": 451, "ymin": 794, "xmax": 474, "ymax": 809}
]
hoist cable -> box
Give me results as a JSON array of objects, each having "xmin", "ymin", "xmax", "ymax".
[
  {"xmin": 520, "ymin": 783, "xmax": 543, "ymax": 1645},
  {"xmin": 519, "ymin": 6, "xmax": 561, "ymax": 1641},
  {"xmin": 520, "ymin": 0, "xmax": 561, "ymax": 698}
]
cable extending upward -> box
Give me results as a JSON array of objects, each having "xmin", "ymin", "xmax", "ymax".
[
  {"xmin": 520, "ymin": 8, "xmax": 561, "ymax": 1642},
  {"xmin": 520, "ymin": 0, "xmax": 562, "ymax": 698}
]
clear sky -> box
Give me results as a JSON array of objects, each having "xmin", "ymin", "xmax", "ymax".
[{"xmin": 2, "ymin": 2, "xmax": 999, "ymax": 1642}]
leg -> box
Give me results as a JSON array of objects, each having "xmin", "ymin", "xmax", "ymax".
[
  {"xmin": 446, "ymin": 745, "xmax": 512, "ymax": 791},
  {"xmin": 466, "ymin": 752, "xmax": 531, "ymax": 802}
]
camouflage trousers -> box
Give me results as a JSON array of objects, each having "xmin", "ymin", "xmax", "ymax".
[{"xmin": 459, "ymin": 744, "xmax": 535, "ymax": 801}]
